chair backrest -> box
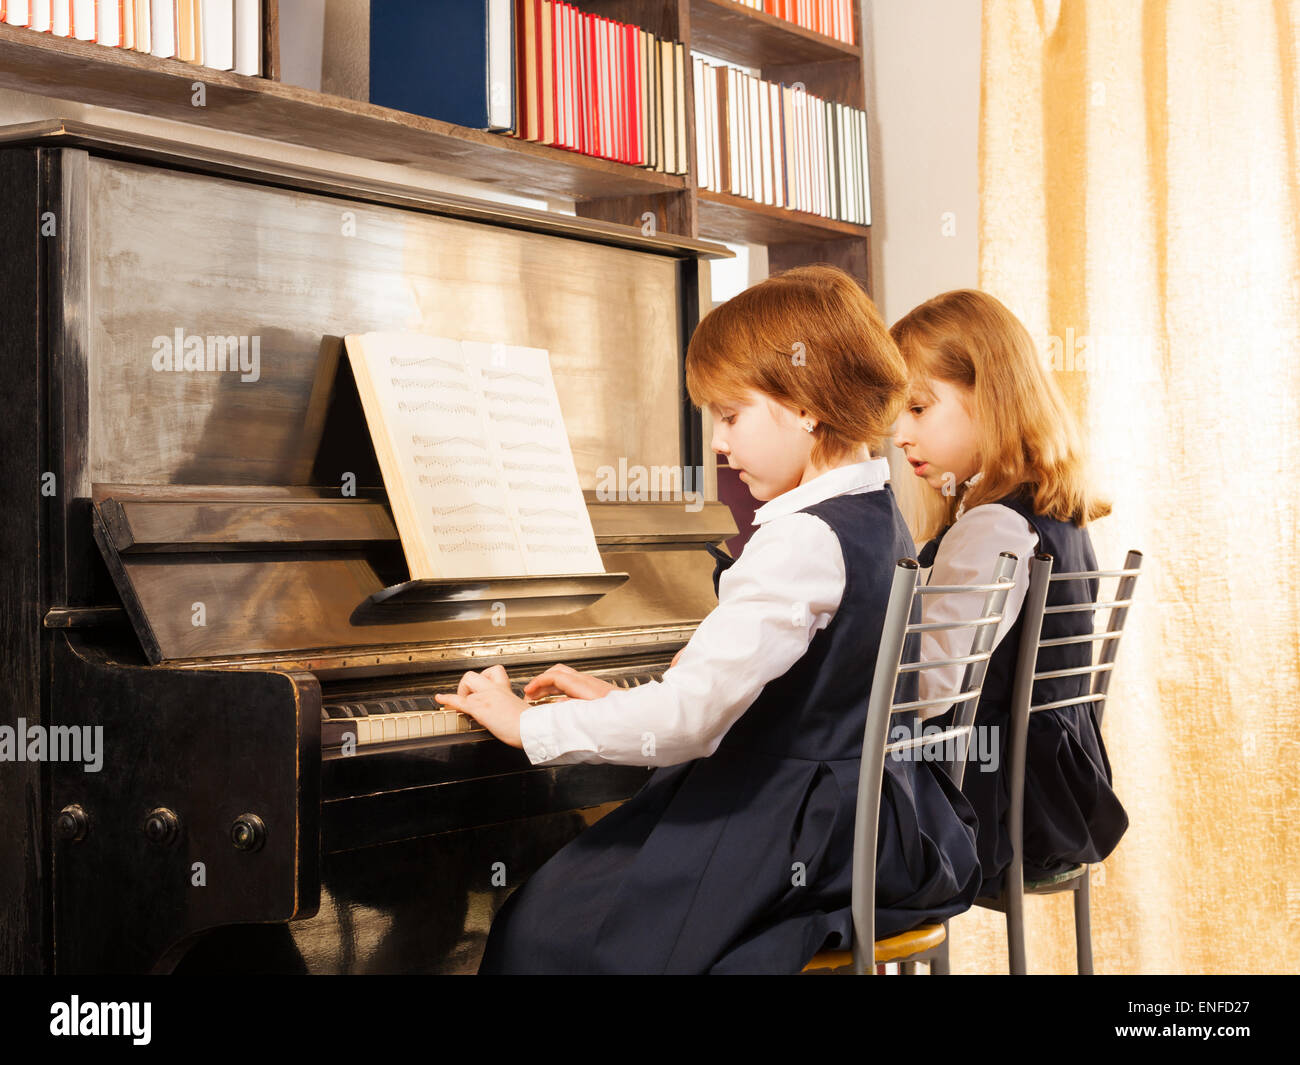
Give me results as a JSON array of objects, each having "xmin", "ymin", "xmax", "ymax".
[
  {"xmin": 1004, "ymin": 550, "xmax": 1143, "ymax": 889},
  {"xmin": 846, "ymin": 552, "xmax": 1019, "ymax": 974}
]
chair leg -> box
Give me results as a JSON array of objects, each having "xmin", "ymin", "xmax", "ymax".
[
  {"xmin": 1006, "ymin": 889, "xmax": 1027, "ymax": 975},
  {"xmin": 930, "ymin": 923, "xmax": 950, "ymax": 975},
  {"xmin": 1074, "ymin": 869, "xmax": 1094, "ymax": 975}
]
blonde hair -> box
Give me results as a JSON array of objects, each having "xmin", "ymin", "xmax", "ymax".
[
  {"xmin": 890, "ymin": 289, "xmax": 1111, "ymax": 539},
  {"xmin": 685, "ymin": 264, "xmax": 907, "ymax": 464}
]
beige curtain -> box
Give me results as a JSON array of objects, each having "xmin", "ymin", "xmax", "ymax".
[{"xmin": 951, "ymin": 0, "xmax": 1300, "ymax": 974}]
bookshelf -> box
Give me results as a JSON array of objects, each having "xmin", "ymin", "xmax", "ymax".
[{"xmin": 0, "ymin": 0, "xmax": 870, "ymax": 288}]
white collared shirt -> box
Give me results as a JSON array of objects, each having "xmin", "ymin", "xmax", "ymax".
[
  {"xmin": 915, "ymin": 500, "xmax": 1039, "ymax": 719},
  {"xmin": 518, "ymin": 458, "xmax": 893, "ymax": 766}
]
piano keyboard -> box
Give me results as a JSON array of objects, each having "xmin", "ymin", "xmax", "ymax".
[{"xmin": 321, "ymin": 668, "xmax": 668, "ymax": 750}]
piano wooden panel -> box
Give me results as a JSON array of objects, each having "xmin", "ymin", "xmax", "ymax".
[{"xmin": 83, "ymin": 156, "xmax": 686, "ymax": 491}]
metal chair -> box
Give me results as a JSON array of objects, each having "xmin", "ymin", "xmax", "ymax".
[
  {"xmin": 802, "ymin": 553, "xmax": 1018, "ymax": 974},
  {"xmin": 974, "ymin": 550, "xmax": 1142, "ymax": 974}
]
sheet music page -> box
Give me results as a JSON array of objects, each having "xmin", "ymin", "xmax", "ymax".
[{"xmin": 344, "ymin": 333, "xmax": 604, "ymax": 580}]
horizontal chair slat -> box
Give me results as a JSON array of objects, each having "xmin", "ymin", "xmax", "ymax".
[
  {"xmin": 1042, "ymin": 598, "xmax": 1133, "ymax": 614},
  {"xmin": 1037, "ymin": 631, "xmax": 1123, "ymax": 647},
  {"xmin": 885, "ymin": 725, "xmax": 972, "ymax": 756},
  {"xmin": 1029, "ymin": 693, "xmax": 1108, "ymax": 714},
  {"xmin": 1033, "ymin": 663, "xmax": 1115, "ymax": 682},
  {"xmin": 907, "ymin": 616, "xmax": 1000, "ymax": 634},
  {"xmin": 1048, "ymin": 568, "xmax": 1142, "ymax": 580},
  {"xmin": 919, "ymin": 582, "xmax": 1016, "ymax": 595},
  {"xmin": 892, "ymin": 690, "xmax": 980, "ymax": 714},
  {"xmin": 898, "ymin": 651, "xmax": 993, "ymax": 673}
]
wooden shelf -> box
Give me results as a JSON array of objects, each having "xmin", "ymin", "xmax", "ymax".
[
  {"xmin": 697, "ymin": 188, "xmax": 867, "ymax": 244},
  {"xmin": 0, "ymin": 5, "xmax": 870, "ymax": 279},
  {"xmin": 0, "ymin": 23, "xmax": 686, "ymax": 203},
  {"xmin": 689, "ymin": 0, "xmax": 861, "ymax": 69}
]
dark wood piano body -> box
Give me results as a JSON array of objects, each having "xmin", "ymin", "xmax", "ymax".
[{"xmin": 0, "ymin": 121, "xmax": 734, "ymax": 973}]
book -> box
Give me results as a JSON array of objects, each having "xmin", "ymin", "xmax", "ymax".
[
  {"xmin": 201, "ymin": 0, "xmax": 233, "ymax": 70},
  {"xmin": 370, "ymin": 0, "xmax": 515, "ymax": 133},
  {"xmin": 150, "ymin": 0, "xmax": 176, "ymax": 58},
  {"xmin": 233, "ymin": 0, "xmax": 260, "ymax": 74},
  {"xmin": 343, "ymin": 333, "xmax": 604, "ymax": 581}
]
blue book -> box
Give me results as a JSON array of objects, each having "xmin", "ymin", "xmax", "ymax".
[{"xmin": 370, "ymin": 0, "xmax": 516, "ymax": 132}]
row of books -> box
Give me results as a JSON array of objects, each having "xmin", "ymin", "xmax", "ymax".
[
  {"xmin": 694, "ymin": 58, "xmax": 870, "ymax": 225},
  {"xmin": 730, "ymin": 0, "xmax": 857, "ymax": 46},
  {"xmin": 371, "ymin": 1, "xmax": 689, "ymax": 176},
  {"xmin": 1, "ymin": 0, "xmax": 263, "ymax": 75},
  {"xmin": 507, "ymin": 0, "xmax": 688, "ymax": 172}
]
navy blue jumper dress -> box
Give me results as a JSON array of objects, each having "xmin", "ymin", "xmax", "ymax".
[
  {"xmin": 919, "ymin": 491, "xmax": 1129, "ymax": 898},
  {"xmin": 477, "ymin": 484, "xmax": 983, "ymax": 974}
]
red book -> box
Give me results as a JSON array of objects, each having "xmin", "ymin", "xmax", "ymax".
[
  {"xmin": 624, "ymin": 23, "xmax": 635, "ymax": 165},
  {"xmin": 615, "ymin": 20, "xmax": 626, "ymax": 163},
  {"xmin": 631, "ymin": 24, "xmax": 642, "ymax": 166},
  {"xmin": 552, "ymin": 1, "xmax": 564, "ymax": 148},
  {"xmin": 586, "ymin": 13, "xmax": 597, "ymax": 157},
  {"xmin": 575, "ymin": 7, "xmax": 585, "ymax": 154}
]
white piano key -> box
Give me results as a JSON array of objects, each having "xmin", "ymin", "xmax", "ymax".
[
  {"xmin": 420, "ymin": 713, "xmax": 435, "ymax": 737},
  {"xmin": 394, "ymin": 716, "xmax": 409, "ymax": 740},
  {"xmin": 356, "ymin": 719, "xmax": 371, "ymax": 744}
]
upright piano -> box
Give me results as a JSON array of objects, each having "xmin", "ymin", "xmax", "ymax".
[{"xmin": 0, "ymin": 120, "xmax": 736, "ymax": 973}]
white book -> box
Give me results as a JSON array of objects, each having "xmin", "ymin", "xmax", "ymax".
[
  {"xmin": 692, "ymin": 57, "xmax": 705, "ymax": 188},
  {"xmin": 741, "ymin": 72, "xmax": 752, "ymax": 199},
  {"xmin": 232, "ymin": 0, "xmax": 260, "ymax": 75},
  {"xmin": 30, "ymin": 1, "xmax": 51, "ymax": 32},
  {"xmin": 707, "ymin": 64, "xmax": 719, "ymax": 191},
  {"xmin": 852, "ymin": 106, "xmax": 863, "ymax": 224},
  {"xmin": 4, "ymin": 1, "xmax": 30, "ymax": 27},
  {"xmin": 758, "ymin": 75, "xmax": 771, "ymax": 205},
  {"xmin": 94, "ymin": 0, "xmax": 119, "ymax": 45},
  {"xmin": 343, "ymin": 333, "xmax": 604, "ymax": 581},
  {"xmin": 201, "ymin": 0, "xmax": 234, "ymax": 70},
  {"xmin": 659, "ymin": 38, "xmax": 673, "ymax": 173},
  {"xmin": 859, "ymin": 108, "xmax": 871, "ymax": 225},
  {"xmin": 71, "ymin": 0, "xmax": 94, "ymax": 40},
  {"xmin": 830, "ymin": 102, "xmax": 840, "ymax": 220},
  {"xmin": 151, "ymin": 0, "xmax": 176, "ymax": 58},
  {"xmin": 811, "ymin": 96, "xmax": 821, "ymax": 218},
  {"xmin": 132, "ymin": 0, "xmax": 150, "ymax": 50},
  {"xmin": 50, "ymin": 1, "xmax": 69, "ymax": 35},
  {"xmin": 769, "ymin": 83, "xmax": 780, "ymax": 208},
  {"xmin": 795, "ymin": 87, "xmax": 807, "ymax": 212},
  {"xmin": 844, "ymin": 104, "xmax": 856, "ymax": 224},
  {"xmin": 488, "ymin": 0, "xmax": 514, "ymax": 134},
  {"xmin": 733, "ymin": 68, "xmax": 743, "ymax": 196}
]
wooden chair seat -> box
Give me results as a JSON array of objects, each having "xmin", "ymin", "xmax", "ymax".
[{"xmin": 802, "ymin": 923, "xmax": 947, "ymax": 972}]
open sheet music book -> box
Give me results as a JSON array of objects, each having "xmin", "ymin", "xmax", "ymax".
[{"xmin": 343, "ymin": 333, "xmax": 605, "ymax": 580}]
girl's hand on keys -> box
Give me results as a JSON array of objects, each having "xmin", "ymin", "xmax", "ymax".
[
  {"xmin": 524, "ymin": 663, "xmax": 615, "ymax": 702},
  {"xmin": 435, "ymin": 664, "xmax": 527, "ymax": 748}
]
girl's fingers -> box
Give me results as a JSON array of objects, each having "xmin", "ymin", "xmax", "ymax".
[
  {"xmin": 522, "ymin": 663, "xmax": 571, "ymax": 697},
  {"xmin": 435, "ymin": 691, "xmax": 465, "ymax": 711},
  {"xmin": 457, "ymin": 666, "xmax": 511, "ymax": 697},
  {"xmin": 525, "ymin": 668, "xmax": 612, "ymax": 701}
]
